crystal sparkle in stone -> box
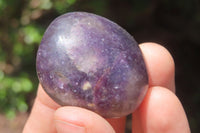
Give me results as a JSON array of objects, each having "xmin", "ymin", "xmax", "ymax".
[{"xmin": 36, "ymin": 12, "xmax": 148, "ymax": 118}]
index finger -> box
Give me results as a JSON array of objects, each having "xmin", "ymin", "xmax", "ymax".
[{"xmin": 140, "ymin": 42, "xmax": 175, "ymax": 92}]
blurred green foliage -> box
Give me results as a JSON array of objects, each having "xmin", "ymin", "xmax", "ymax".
[
  {"xmin": 0, "ymin": 0, "xmax": 199, "ymax": 132},
  {"xmin": 0, "ymin": 0, "xmax": 78, "ymax": 118}
]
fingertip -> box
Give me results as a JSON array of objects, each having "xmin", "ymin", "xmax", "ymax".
[
  {"xmin": 139, "ymin": 42, "xmax": 175, "ymax": 92},
  {"xmin": 132, "ymin": 86, "xmax": 190, "ymax": 133},
  {"xmin": 54, "ymin": 106, "xmax": 115, "ymax": 133},
  {"xmin": 37, "ymin": 84, "xmax": 60, "ymax": 109}
]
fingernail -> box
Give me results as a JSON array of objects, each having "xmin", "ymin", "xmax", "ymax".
[{"xmin": 55, "ymin": 120, "xmax": 86, "ymax": 133}]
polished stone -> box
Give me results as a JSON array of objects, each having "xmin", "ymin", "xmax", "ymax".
[{"xmin": 36, "ymin": 12, "xmax": 148, "ymax": 118}]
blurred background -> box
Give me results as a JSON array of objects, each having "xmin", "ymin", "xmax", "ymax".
[{"xmin": 0, "ymin": 0, "xmax": 199, "ymax": 132}]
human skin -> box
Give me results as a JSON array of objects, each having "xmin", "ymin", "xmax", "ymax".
[{"xmin": 23, "ymin": 42, "xmax": 191, "ymax": 133}]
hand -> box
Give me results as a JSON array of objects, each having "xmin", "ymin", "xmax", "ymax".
[{"xmin": 23, "ymin": 43, "xmax": 190, "ymax": 133}]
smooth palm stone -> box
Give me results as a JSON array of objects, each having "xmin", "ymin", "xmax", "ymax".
[{"xmin": 36, "ymin": 12, "xmax": 148, "ymax": 118}]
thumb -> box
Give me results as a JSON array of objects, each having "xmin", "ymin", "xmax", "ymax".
[{"xmin": 54, "ymin": 106, "xmax": 115, "ymax": 133}]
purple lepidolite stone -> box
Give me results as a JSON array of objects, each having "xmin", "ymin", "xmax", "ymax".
[{"xmin": 36, "ymin": 12, "xmax": 148, "ymax": 118}]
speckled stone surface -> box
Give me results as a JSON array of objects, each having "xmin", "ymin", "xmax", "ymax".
[{"xmin": 36, "ymin": 12, "xmax": 148, "ymax": 118}]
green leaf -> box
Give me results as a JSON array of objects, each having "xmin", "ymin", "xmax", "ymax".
[
  {"xmin": 17, "ymin": 99, "xmax": 28, "ymax": 112},
  {"xmin": 22, "ymin": 25, "xmax": 43, "ymax": 45},
  {"xmin": 40, "ymin": 0, "xmax": 53, "ymax": 10},
  {"xmin": 5, "ymin": 109, "xmax": 16, "ymax": 119},
  {"xmin": 13, "ymin": 42, "xmax": 23, "ymax": 56},
  {"xmin": 12, "ymin": 81, "xmax": 22, "ymax": 93},
  {"xmin": 54, "ymin": 0, "xmax": 76, "ymax": 13},
  {"xmin": 0, "ymin": 70, "xmax": 4, "ymax": 80},
  {"xmin": 0, "ymin": 88, "xmax": 6, "ymax": 100},
  {"xmin": 21, "ymin": 78, "xmax": 33, "ymax": 92}
]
